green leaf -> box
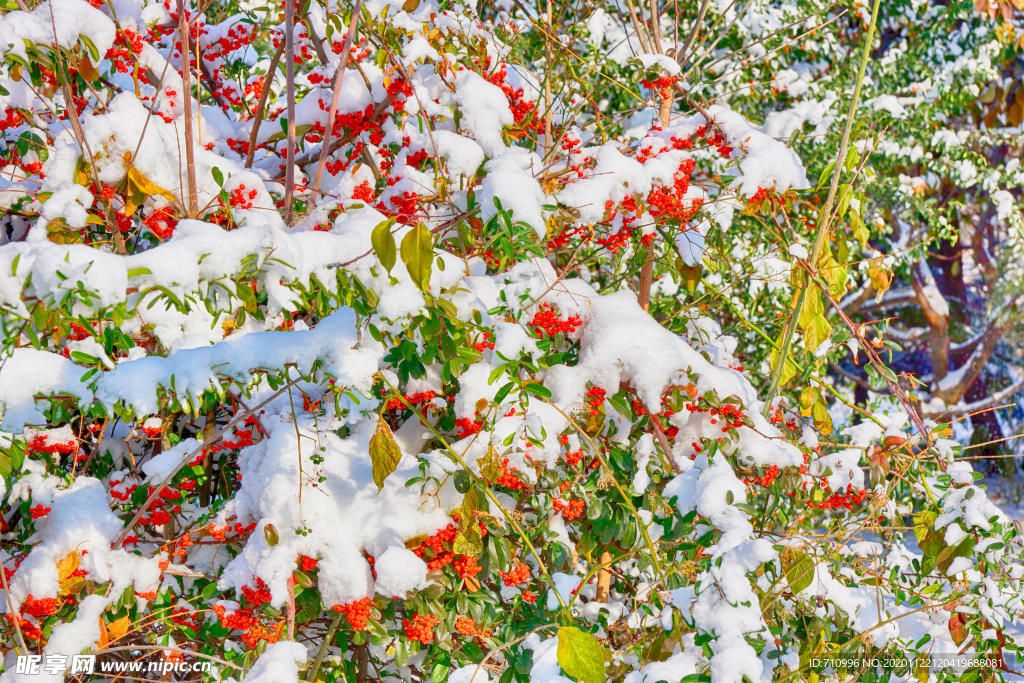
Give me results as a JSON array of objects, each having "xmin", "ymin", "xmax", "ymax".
[
  {"xmin": 369, "ymin": 415, "xmax": 403, "ymax": 491},
  {"xmin": 913, "ymin": 510, "xmax": 944, "ymax": 574},
  {"xmin": 835, "ymin": 183, "xmax": 853, "ymax": 218},
  {"xmin": 371, "ymin": 218, "xmax": 397, "ymax": 274},
  {"xmin": 843, "ymin": 146, "xmax": 860, "ymax": 173},
  {"xmin": 211, "ymin": 166, "xmax": 224, "ymax": 187},
  {"xmin": 523, "ymin": 382, "xmax": 551, "ymax": 399},
  {"xmin": 556, "ymin": 627, "xmax": 606, "ymax": 683},
  {"xmin": 400, "ymin": 223, "xmax": 434, "ymax": 291},
  {"xmin": 816, "ymin": 160, "xmax": 836, "ymax": 190},
  {"xmin": 492, "ymin": 382, "xmax": 514, "ymax": 406},
  {"xmin": 780, "ymin": 548, "xmax": 815, "ymax": 594}
]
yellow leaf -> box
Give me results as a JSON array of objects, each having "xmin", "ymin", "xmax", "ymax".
[
  {"xmin": 868, "ymin": 258, "xmax": 893, "ymax": 301},
  {"xmin": 58, "ymin": 551, "xmax": 84, "ymax": 596},
  {"xmin": 106, "ymin": 615, "xmax": 131, "ymax": 642},
  {"xmin": 127, "ymin": 166, "xmax": 176, "ymax": 203},
  {"xmin": 123, "ymin": 190, "xmax": 145, "ymax": 217},
  {"xmin": 74, "ymin": 158, "xmax": 91, "ymax": 186},
  {"xmin": 477, "ymin": 446, "xmax": 502, "ymax": 483},
  {"xmin": 57, "ymin": 551, "xmax": 80, "ymax": 582}
]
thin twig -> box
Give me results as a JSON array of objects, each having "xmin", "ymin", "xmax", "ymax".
[
  {"xmin": 310, "ymin": 0, "xmax": 365, "ymax": 204},
  {"xmin": 283, "ymin": 0, "xmax": 297, "ymax": 224},
  {"xmin": 113, "ymin": 379, "xmax": 299, "ymax": 546},
  {"xmin": 762, "ymin": 0, "xmax": 880, "ymax": 413},
  {"xmin": 307, "ymin": 610, "xmax": 344, "ymax": 682},
  {"xmin": 244, "ymin": 41, "xmax": 284, "ymax": 169}
]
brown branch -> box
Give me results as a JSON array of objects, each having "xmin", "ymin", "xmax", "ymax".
[
  {"xmin": 910, "ymin": 259, "xmax": 950, "ymax": 384},
  {"xmin": 178, "ymin": 0, "xmax": 199, "ymax": 217}
]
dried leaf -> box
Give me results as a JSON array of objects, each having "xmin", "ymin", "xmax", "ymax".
[
  {"xmin": 949, "ymin": 612, "xmax": 969, "ymax": 646},
  {"xmin": 370, "ymin": 415, "xmax": 403, "ymax": 491},
  {"xmin": 78, "ymin": 55, "xmax": 99, "ymax": 81},
  {"xmin": 477, "ymin": 445, "xmax": 502, "ymax": 483}
]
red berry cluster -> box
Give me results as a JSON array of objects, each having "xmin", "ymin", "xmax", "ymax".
[
  {"xmin": 744, "ymin": 464, "xmax": 780, "ymax": 488},
  {"xmin": 641, "ymin": 75, "xmax": 677, "ymax": 99},
  {"xmin": 229, "ymin": 184, "xmax": 258, "ymax": 209},
  {"xmin": 403, "ymin": 612, "xmax": 439, "ymax": 643},
  {"xmin": 29, "ymin": 504, "xmax": 51, "ymax": 519},
  {"xmin": 27, "ymin": 433, "xmax": 79, "ymax": 461},
  {"xmin": 806, "ymin": 484, "xmax": 868, "ymax": 510},
  {"xmin": 528, "ymin": 303, "xmax": 583, "ymax": 338},
  {"xmin": 386, "ymin": 390, "xmax": 437, "ymax": 411},
  {"xmin": 648, "ymin": 159, "xmax": 703, "ymax": 224},
  {"xmin": 352, "ymin": 180, "xmax": 375, "ymax": 202},
  {"xmin": 21, "ymin": 595, "xmax": 60, "ymax": 618},
  {"xmin": 552, "ymin": 497, "xmax": 585, "ymax": 520},
  {"xmin": 332, "ymin": 597, "xmax": 372, "ymax": 630},
  {"xmin": 412, "ymin": 523, "xmax": 459, "ymax": 570},
  {"xmin": 455, "ymin": 416, "xmax": 484, "ymax": 439},
  {"xmin": 474, "ymin": 330, "xmax": 495, "ymax": 352},
  {"xmin": 495, "ymin": 458, "xmax": 527, "ymax": 491},
  {"xmin": 585, "ymin": 387, "xmax": 606, "ymax": 416},
  {"xmin": 499, "ymin": 562, "xmax": 531, "ymax": 587},
  {"xmin": 240, "ymin": 577, "xmax": 272, "ymax": 605},
  {"xmin": 453, "ymin": 554, "xmax": 483, "ymax": 579},
  {"xmin": 455, "ymin": 615, "xmax": 492, "ymax": 637}
]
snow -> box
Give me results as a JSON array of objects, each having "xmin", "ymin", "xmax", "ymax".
[
  {"xmin": 218, "ymin": 406, "xmax": 451, "ymax": 608},
  {"xmin": 0, "ymin": 0, "xmax": 115, "ymax": 62},
  {"xmin": 477, "ymin": 148, "xmax": 547, "ymax": 238},
  {"xmin": 545, "ymin": 290, "xmax": 754, "ymax": 415},
  {"xmin": 432, "ymin": 130, "xmax": 485, "ymax": 176},
  {"xmin": 237, "ymin": 641, "xmax": 308, "ymax": 683},
  {"xmin": 707, "ymin": 105, "xmax": 810, "ymax": 197},
  {"xmin": 994, "ymin": 189, "xmax": 1015, "ymax": 220},
  {"xmin": 0, "ymin": 349, "xmax": 90, "ymax": 431},
  {"xmin": 372, "ymin": 547, "xmax": 428, "ymax": 598},
  {"xmin": 788, "ymin": 243, "xmax": 809, "ymax": 259},
  {"xmin": 454, "ymin": 70, "xmax": 513, "ymax": 157}
]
